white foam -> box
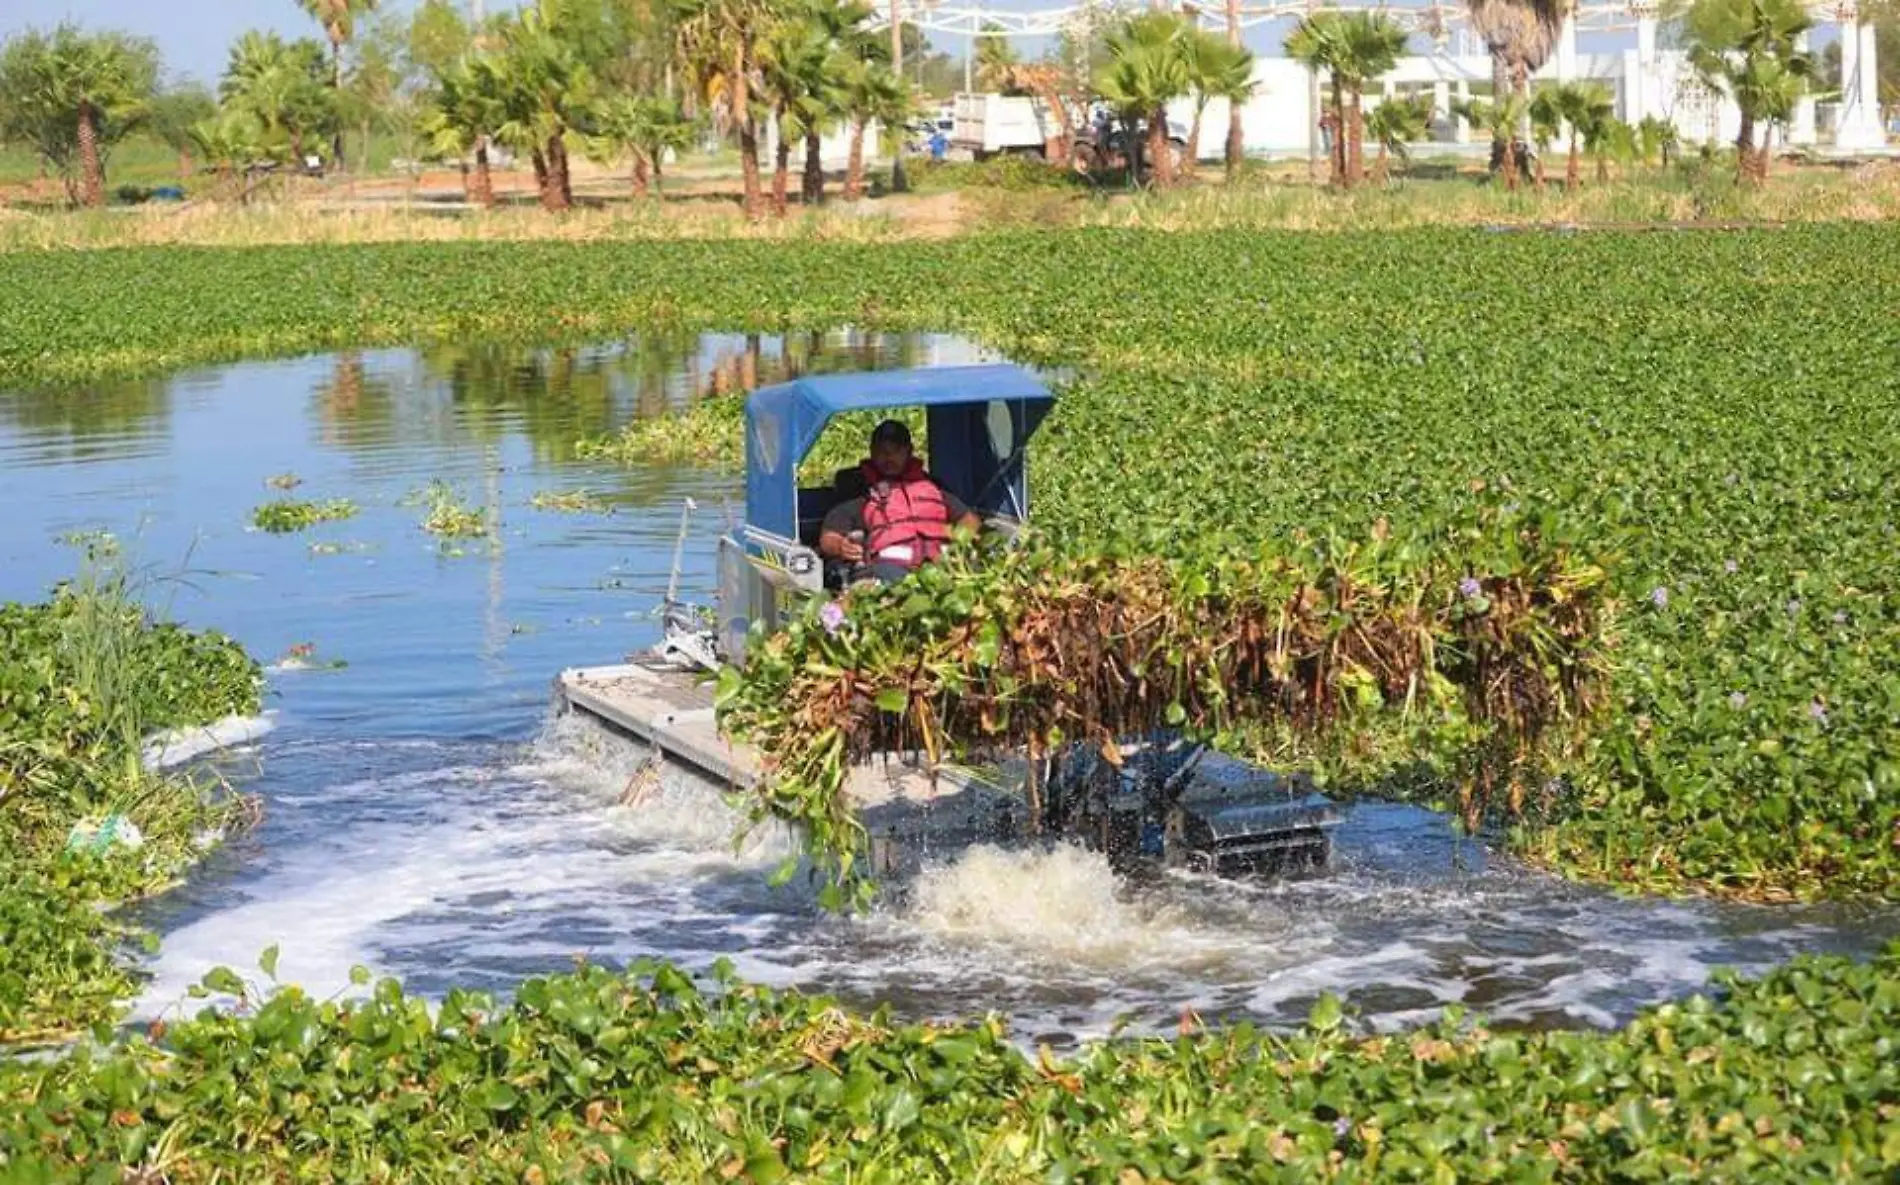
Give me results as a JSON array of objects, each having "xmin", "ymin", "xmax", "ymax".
[{"xmin": 141, "ymin": 712, "xmax": 277, "ymax": 772}]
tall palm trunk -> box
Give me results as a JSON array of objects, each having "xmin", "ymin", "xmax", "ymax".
[
  {"xmin": 555, "ymin": 135, "xmax": 573, "ymax": 208},
  {"xmin": 77, "ymin": 100, "xmax": 105, "ymax": 208},
  {"xmin": 802, "ymin": 129, "xmax": 824, "ymax": 203},
  {"xmin": 1735, "ymin": 112, "xmax": 1757, "ymax": 184},
  {"xmin": 331, "ymin": 40, "xmax": 347, "ymax": 172},
  {"xmin": 1534, "ymin": 148, "xmax": 1547, "ymax": 189},
  {"xmin": 472, "ymin": 140, "xmax": 494, "ymax": 208},
  {"xmin": 1566, "ymin": 129, "xmax": 1580, "ymax": 190},
  {"xmin": 1374, "ymin": 141, "xmax": 1390, "ymax": 184},
  {"xmin": 532, "ymin": 146, "xmax": 555, "ymax": 210},
  {"xmin": 540, "ymin": 135, "xmax": 571, "ymax": 211},
  {"xmin": 1225, "ymin": 109, "xmax": 1244, "ymax": 182},
  {"xmin": 1185, "ymin": 106, "xmax": 1205, "ymax": 177},
  {"xmin": 771, "ymin": 108, "xmax": 792, "ymax": 217},
  {"xmin": 844, "ymin": 119, "xmax": 867, "ymax": 199},
  {"xmin": 1147, "ymin": 104, "xmax": 1173, "ymax": 188},
  {"xmin": 1345, "ymin": 87, "xmax": 1364, "ymax": 187},
  {"xmin": 1224, "ymin": 0, "xmax": 1243, "ymax": 181},
  {"xmin": 653, "ymin": 151, "xmax": 667, "ymax": 196},
  {"xmin": 733, "ymin": 41, "xmax": 764, "ymax": 219},
  {"xmin": 633, "ymin": 153, "xmax": 650, "ymax": 199},
  {"xmin": 1329, "ymin": 78, "xmax": 1346, "ymax": 186},
  {"xmin": 177, "ymin": 147, "xmax": 194, "ymax": 183}
]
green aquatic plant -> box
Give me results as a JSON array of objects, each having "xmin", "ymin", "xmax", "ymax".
[
  {"xmin": 414, "ymin": 480, "xmax": 489, "ymax": 539},
  {"xmin": 719, "ymin": 499, "xmax": 1617, "ymax": 907},
  {"xmin": 2, "ymin": 942, "xmax": 1897, "ymax": 1179},
  {"xmin": 0, "ymin": 230, "xmax": 1896, "ymax": 900},
  {"xmin": 251, "ymin": 498, "xmax": 358, "ymax": 534},
  {"xmin": 528, "ymin": 488, "xmax": 610, "ymax": 514}
]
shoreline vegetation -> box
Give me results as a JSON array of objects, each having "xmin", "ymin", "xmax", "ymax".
[
  {"xmin": 4, "ymin": 156, "xmax": 1900, "ymax": 252},
  {"xmin": 0, "ymin": 547, "xmax": 262, "ymax": 1047},
  {"xmin": 5, "ymin": 944, "xmax": 1900, "ymax": 1181}
]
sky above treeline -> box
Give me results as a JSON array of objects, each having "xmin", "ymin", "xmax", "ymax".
[{"xmin": 0, "ymin": 0, "xmax": 1841, "ymax": 91}]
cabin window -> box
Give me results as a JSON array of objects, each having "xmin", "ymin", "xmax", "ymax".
[{"xmin": 985, "ymin": 399, "xmax": 1015, "ymax": 463}]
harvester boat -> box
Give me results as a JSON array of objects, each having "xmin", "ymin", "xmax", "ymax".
[{"xmin": 553, "ymin": 364, "xmax": 1340, "ymax": 880}]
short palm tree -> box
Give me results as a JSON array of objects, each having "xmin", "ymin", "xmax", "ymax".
[
  {"xmin": 1181, "ymin": 29, "xmax": 1253, "ymax": 179},
  {"xmin": 1636, "ymin": 115, "xmax": 1678, "ymax": 167},
  {"xmin": 589, "ymin": 94, "xmax": 695, "ymax": 199},
  {"xmin": 1528, "ymin": 87, "xmax": 1560, "ymax": 188},
  {"xmin": 1550, "ymin": 81, "xmax": 1614, "ymax": 188},
  {"xmin": 839, "ymin": 58, "xmax": 906, "ymax": 200},
  {"xmin": 674, "ymin": 0, "xmax": 778, "ymax": 219},
  {"xmin": 1097, "ymin": 12, "xmax": 1193, "ymax": 189},
  {"xmin": 760, "ymin": 14, "xmax": 833, "ymax": 215},
  {"xmin": 1454, "ymin": 93, "xmax": 1529, "ymax": 190},
  {"xmin": 1285, "ymin": 12, "xmax": 1407, "ymax": 188},
  {"xmin": 1685, "ymin": 0, "xmax": 1813, "ymax": 182},
  {"xmin": 422, "ymin": 54, "xmax": 505, "ymax": 207},
  {"xmin": 8, "ymin": 26, "xmax": 162, "ymax": 207},
  {"xmin": 1364, "ymin": 92, "xmax": 1433, "ymax": 184}
]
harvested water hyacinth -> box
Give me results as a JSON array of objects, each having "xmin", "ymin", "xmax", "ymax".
[{"xmin": 719, "ymin": 499, "xmax": 1615, "ymax": 907}]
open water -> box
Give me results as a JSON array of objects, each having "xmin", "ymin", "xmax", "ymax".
[{"xmin": 3, "ymin": 332, "xmax": 1894, "ymax": 1048}]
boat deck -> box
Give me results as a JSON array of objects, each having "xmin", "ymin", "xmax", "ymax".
[{"xmin": 554, "ymin": 660, "xmax": 1011, "ymax": 832}]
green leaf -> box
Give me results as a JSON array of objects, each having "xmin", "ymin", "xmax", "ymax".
[
  {"xmin": 1308, "ymin": 993, "xmax": 1344, "ymax": 1034},
  {"xmin": 201, "ymin": 967, "xmax": 245, "ymax": 996},
  {"xmin": 258, "ymin": 944, "xmax": 280, "ymax": 980},
  {"xmin": 874, "ymin": 687, "xmax": 909, "ymax": 713}
]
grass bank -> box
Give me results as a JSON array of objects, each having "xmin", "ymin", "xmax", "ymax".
[
  {"xmin": 3, "ymin": 157, "xmax": 1897, "ymax": 250},
  {"xmin": 4, "ymin": 943, "xmax": 1898, "ymax": 1181},
  {"xmin": 1, "ymin": 229, "xmax": 1895, "ymax": 904},
  {"xmin": 0, "ymin": 548, "xmax": 262, "ymax": 1045}
]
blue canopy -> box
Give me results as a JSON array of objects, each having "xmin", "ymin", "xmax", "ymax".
[{"xmin": 744, "ymin": 363, "xmax": 1056, "ymax": 544}]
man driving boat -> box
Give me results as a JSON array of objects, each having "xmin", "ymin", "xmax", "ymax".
[{"xmin": 818, "ymin": 419, "xmax": 982, "ymax": 584}]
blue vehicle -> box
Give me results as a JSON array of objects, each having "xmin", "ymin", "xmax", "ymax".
[{"xmin": 564, "ymin": 363, "xmax": 1338, "ymax": 880}]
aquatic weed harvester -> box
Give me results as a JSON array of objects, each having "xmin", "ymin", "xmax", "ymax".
[{"xmin": 554, "ymin": 365, "xmax": 1344, "ymax": 885}]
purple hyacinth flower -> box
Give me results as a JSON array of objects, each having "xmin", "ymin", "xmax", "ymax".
[
  {"xmin": 1723, "ymin": 559, "xmax": 1738, "ymax": 574},
  {"xmin": 1459, "ymin": 576, "xmax": 1483, "ymax": 599},
  {"xmin": 1833, "ymin": 611, "xmax": 1848, "ymax": 625},
  {"xmin": 1786, "ymin": 598, "xmax": 1802, "ymax": 617},
  {"xmin": 1809, "ymin": 700, "xmax": 1828, "ymax": 723},
  {"xmin": 820, "ymin": 601, "xmax": 847, "ymax": 635},
  {"xmin": 1729, "ymin": 691, "xmax": 1747, "ymax": 710},
  {"xmin": 1650, "ymin": 586, "xmax": 1669, "ymax": 609}
]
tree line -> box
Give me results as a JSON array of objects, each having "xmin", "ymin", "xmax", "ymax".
[{"xmin": 0, "ymin": 0, "xmax": 1852, "ymax": 213}]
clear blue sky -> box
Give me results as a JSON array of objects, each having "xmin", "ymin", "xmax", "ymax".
[{"xmin": 0, "ymin": 1, "xmax": 456, "ymax": 86}]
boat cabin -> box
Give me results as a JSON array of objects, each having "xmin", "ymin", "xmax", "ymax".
[{"xmin": 715, "ymin": 363, "xmax": 1055, "ymax": 665}]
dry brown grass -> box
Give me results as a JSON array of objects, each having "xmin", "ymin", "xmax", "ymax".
[{"xmin": 3, "ymin": 156, "xmax": 1894, "ymax": 251}]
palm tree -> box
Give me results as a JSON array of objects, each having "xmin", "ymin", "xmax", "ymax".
[
  {"xmin": 840, "ymin": 58, "xmax": 906, "ymax": 199},
  {"xmin": 675, "ymin": 0, "xmax": 777, "ymax": 219},
  {"xmin": 1549, "ymin": 80, "xmax": 1613, "ymax": 189},
  {"xmin": 796, "ymin": 0, "xmax": 878, "ymax": 203},
  {"xmin": 0, "ymin": 27, "xmax": 160, "ymax": 207},
  {"xmin": 296, "ymin": 0, "xmax": 380, "ymax": 170},
  {"xmin": 1464, "ymin": 0, "xmax": 1572, "ymax": 180},
  {"xmin": 759, "ymin": 14, "xmax": 833, "ymax": 215},
  {"xmin": 189, "ymin": 108, "xmax": 273, "ymax": 197},
  {"xmin": 1636, "ymin": 115, "xmax": 1678, "ymax": 167},
  {"xmin": 589, "ymin": 94, "xmax": 694, "ymax": 198},
  {"xmin": 1097, "ymin": 12, "xmax": 1193, "ymax": 189},
  {"xmin": 1527, "ymin": 87, "xmax": 1560, "ymax": 188},
  {"xmin": 1364, "ymin": 92, "xmax": 1433, "ymax": 183},
  {"xmin": 1584, "ymin": 113, "xmax": 1632, "ymax": 182},
  {"xmin": 1285, "ymin": 12, "xmax": 1406, "ymax": 188},
  {"xmin": 421, "ymin": 55, "xmax": 504, "ymax": 206},
  {"xmin": 1181, "ymin": 29, "xmax": 1253, "ymax": 178},
  {"xmin": 489, "ymin": 6, "xmax": 594, "ymax": 212},
  {"xmin": 1454, "ymin": 93, "xmax": 1529, "ymax": 190},
  {"xmin": 222, "ymin": 32, "xmax": 335, "ymax": 165},
  {"xmin": 1222, "ymin": 0, "xmax": 1246, "ymax": 181},
  {"xmin": 1684, "ymin": 0, "xmax": 1813, "ymax": 182}
]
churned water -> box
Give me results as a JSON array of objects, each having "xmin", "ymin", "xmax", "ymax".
[{"xmin": 3, "ymin": 334, "xmax": 1894, "ymax": 1048}]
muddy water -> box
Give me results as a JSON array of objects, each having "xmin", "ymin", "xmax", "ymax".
[{"xmin": 3, "ymin": 335, "xmax": 1894, "ymax": 1048}]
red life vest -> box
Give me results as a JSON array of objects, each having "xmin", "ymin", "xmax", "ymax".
[{"xmin": 859, "ymin": 458, "xmax": 953, "ymax": 569}]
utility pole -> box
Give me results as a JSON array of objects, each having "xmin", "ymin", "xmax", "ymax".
[{"xmin": 890, "ymin": 0, "xmax": 909, "ymax": 192}]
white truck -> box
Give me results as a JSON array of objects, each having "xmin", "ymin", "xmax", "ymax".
[{"xmin": 952, "ymin": 92, "xmax": 1064, "ymax": 159}]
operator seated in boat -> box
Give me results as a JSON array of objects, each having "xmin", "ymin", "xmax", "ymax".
[{"xmin": 816, "ymin": 418, "xmax": 982, "ymax": 585}]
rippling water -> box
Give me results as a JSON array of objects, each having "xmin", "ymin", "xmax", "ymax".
[{"xmin": 4, "ymin": 334, "xmax": 1893, "ymax": 1047}]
